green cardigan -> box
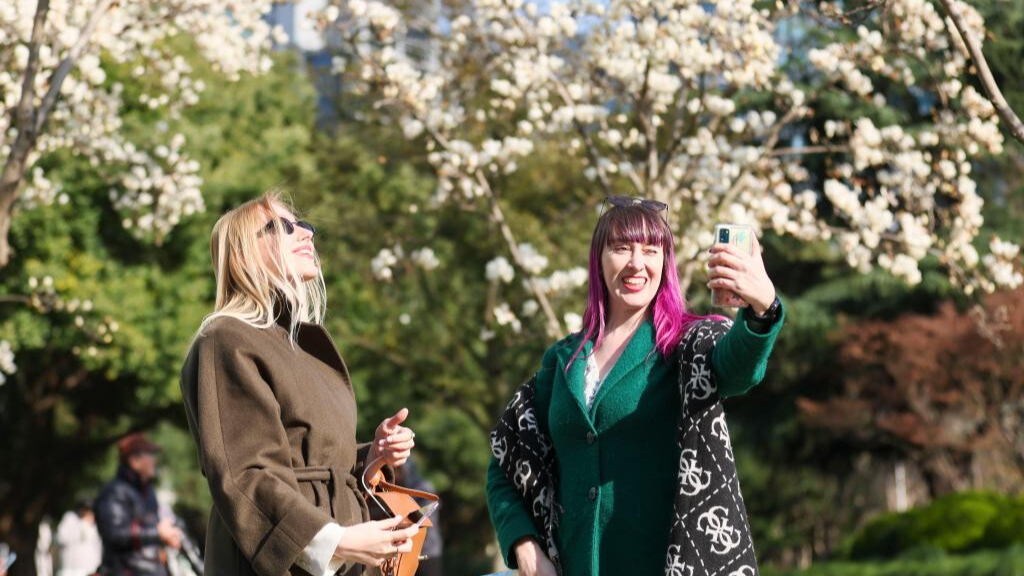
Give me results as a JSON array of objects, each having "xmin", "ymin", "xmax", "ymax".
[{"xmin": 485, "ymin": 305, "xmax": 785, "ymax": 576}]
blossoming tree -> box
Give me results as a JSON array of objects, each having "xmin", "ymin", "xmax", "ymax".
[
  {"xmin": 0, "ymin": 0, "xmax": 286, "ymax": 267},
  {"xmin": 328, "ymin": 0, "xmax": 1023, "ymax": 337}
]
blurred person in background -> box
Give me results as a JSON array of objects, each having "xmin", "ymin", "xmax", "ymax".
[
  {"xmin": 180, "ymin": 191, "xmax": 419, "ymax": 576},
  {"xmin": 55, "ymin": 500, "xmax": 101, "ymax": 576},
  {"xmin": 35, "ymin": 519, "xmax": 53, "ymax": 576},
  {"xmin": 95, "ymin": 433, "xmax": 182, "ymax": 576}
]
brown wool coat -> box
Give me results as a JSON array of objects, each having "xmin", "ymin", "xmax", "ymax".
[{"xmin": 180, "ymin": 314, "xmax": 381, "ymax": 576}]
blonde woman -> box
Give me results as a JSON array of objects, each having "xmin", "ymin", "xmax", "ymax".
[{"xmin": 180, "ymin": 192, "xmax": 418, "ymax": 576}]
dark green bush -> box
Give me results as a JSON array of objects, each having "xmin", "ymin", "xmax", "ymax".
[
  {"xmin": 846, "ymin": 491, "xmax": 1024, "ymax": 560},
  {"xmin": 764, "ymin": 544, "xmax": 1024, "ymax": 576}
]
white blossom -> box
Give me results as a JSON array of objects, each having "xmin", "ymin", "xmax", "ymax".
[
  {"xmin": 535, "ymin": 267, "xmax": 588, "ymax": 294},
  {"xmin": 411, "ymin": 247, "xmax": 440, "ymax": 270},
  {"xmin": 493, "ymin": 302, "xmax": 522, "ymax": 333},
  {"xmin": 563, "ymin": 312, "xmax": 583, "ymax": 334},
  {"xmin": 371, "ymin": 248, "xmax": 399, "ymax": 281},
  {"xmin": 517, "ymin": 243, "xmax": 549, "ymax": 275},
  {"xmin": 486, "ymin": 256, "xmax": 515, "ymax": 283},
  {"xmin": 0, "ymin": 340, "xmax": 16, "ymax": 386},
  {"xmin": 522, "ymin": 299, "xmax": 539, "ymax": 317}
]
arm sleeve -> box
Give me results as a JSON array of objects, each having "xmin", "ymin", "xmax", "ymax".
[
  {"xmin": 185, "ymin": 334, "xmax": 333, "ymax": 576},
  {"xmin": 484, "ymin": 348, "xmax": 557, "ymax": 568},
  {"xmin": 711, "ymin": 299, "xmax": 786, "ymax": 398},
  {"xmin": 486, "ymin": 457, "xmax": 541, "ymax": 568},
  {"xmin": 294, "ymin": 523, "xmax": 346, "ymax": 576}
]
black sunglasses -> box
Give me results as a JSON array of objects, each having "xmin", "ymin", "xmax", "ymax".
[
  {"xmin": 604, "ymin": 195, "xmax": 668, "ymax": 212},
  {"xmin": 260, "ymin": 217, "xmax": 316, "ymax": 237}
]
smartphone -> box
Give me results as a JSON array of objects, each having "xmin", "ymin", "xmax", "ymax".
[
  {"xmin": 711, "ymin": 223, "xmax": 754, "ymax": 308},
  {"xmin": 405, "ymin": 500, "xmax": 439, "ymax": 529}
]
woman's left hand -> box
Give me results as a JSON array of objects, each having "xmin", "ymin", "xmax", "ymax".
[
  {"xmin": 707, "ymin": 233, "xmax": 776, "ymax": 315},
  {"xmin": 370, "ymin": 408, "xmax": 415, "ymax": 468}
]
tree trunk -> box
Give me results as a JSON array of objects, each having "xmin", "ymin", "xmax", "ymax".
[
  {"xmin": 0, "ymin": 0, "xmax": 49, "ymax": 267},
  {"xmin": 0, "ymin": 384, "xmax": 59, "ymax": 576},
  {"xmin": 0, "ymin": 157, "xmax": 29, "ymax": 266},
  {"xmin": 0, "ymin": 365, "xmax": 116, "ymax": 576}
]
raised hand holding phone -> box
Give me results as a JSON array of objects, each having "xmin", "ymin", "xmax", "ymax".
[{"xmin": 707, "ymin": 225, "xmax": 776, "ymax": 315}]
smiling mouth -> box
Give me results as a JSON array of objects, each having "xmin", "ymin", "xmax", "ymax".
[
  {"xmin": 293, "ymin": 247, "xmax": 315, "ymax": 259},
  {"xmin": 622, "ymin": 277, "xmax": 647, "ymax": 292}
]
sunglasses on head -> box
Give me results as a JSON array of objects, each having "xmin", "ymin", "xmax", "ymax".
[
  {"xmin": 604, "ymin": 195, "xmax": 668, "ymax": 212},
  {"xmin": 260, "ymin": 217, "xmax": 316, "ymax": 237}
]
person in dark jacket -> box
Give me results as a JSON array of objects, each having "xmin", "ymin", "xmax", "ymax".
[{"xmin": 95, "ymin": 433, "xmax": 183, "ymax": 576}]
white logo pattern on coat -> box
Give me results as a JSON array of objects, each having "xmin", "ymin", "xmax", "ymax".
[
  {"xmin": 665, "ymin": 545, "xmax": 695, "ymax": 576},
  {"xmin": 697, "ymin": 506, "xmax": 742, "ymax": 555},
  {"xmin": 678, "ymin": 449, "xmax": 712, "ymax": 496},
  {"xmin": 686, "ymin": 354, "xmax": 715, "ymax": 401},
  {"xmin": 710, "ymin": 413, "xmax": 734, "ymax": 462}
]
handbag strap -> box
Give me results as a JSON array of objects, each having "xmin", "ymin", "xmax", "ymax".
[
  {"xmin": 378, "ymin": 481, "xmax": 439, "ymax": 502},
  {"xmin": 361, "ymin": 456, "xmax": 440, "ymax": 501}
]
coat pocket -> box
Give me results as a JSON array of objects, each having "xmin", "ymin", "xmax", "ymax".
[{"xmin": 293, "ymin": 465, "xmax": 335, "ymax": 517}]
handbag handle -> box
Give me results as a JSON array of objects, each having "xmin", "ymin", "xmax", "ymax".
[{"xmin": 361, "ymin": 456, "xmax": 440, "ymax": 519}]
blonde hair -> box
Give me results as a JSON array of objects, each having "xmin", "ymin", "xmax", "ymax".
[{"xmin": 198, "ymin": 190, "xmax": 327, "ymax": 341}]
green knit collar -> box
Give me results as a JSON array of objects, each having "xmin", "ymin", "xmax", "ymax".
[{"xmin": 553, "ymin": 319, "xmax": 658, "ymax": 421}]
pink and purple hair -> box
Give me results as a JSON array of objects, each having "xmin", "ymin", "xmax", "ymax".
[{"xmin": 567, "ymin": 203, "xmax": 709, "ymax": 369}]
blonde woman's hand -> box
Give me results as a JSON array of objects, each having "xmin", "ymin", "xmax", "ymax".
[
  {"xmin": 513, "ymin": 537, "xmax": 558, "ymax": 576},
  {"xmin": 333, "ymin": 516, "xmax": 418, "ymax": 567},
  {"xmin": 707, "ymin": 233, "xmax": 776, "ymax": 314},
  {"xmin": 371, "ymin": 408, "xmax": 415, "ymax": 468}
]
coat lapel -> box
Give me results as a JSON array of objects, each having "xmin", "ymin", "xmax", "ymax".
[
  {"xmin": 551, "ymin": 321, "xmax": 657, "ymax": 424},
  {"xmin": 589, "ymin": 320, "xmax": 656, "ymax": 414},
  {"xmin": 553, "ymin": 337, "xmax": 594, "ymax": 425}
]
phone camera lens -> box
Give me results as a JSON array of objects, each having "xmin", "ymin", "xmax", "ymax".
[{"xmin": 719, "ymin": 229, "xmax": 729, "ymax": 242}]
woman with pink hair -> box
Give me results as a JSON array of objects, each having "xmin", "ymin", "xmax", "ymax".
[{"xmin": 486, "ymin": 197, "xmax": 784, "ymax": 576}]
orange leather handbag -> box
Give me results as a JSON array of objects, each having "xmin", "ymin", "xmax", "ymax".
[{"xmin": 361, "ymin": 457, "xmax": 440, "ymax": 576}]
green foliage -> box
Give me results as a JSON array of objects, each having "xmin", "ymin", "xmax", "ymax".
[
  {"xmin": 764, "ymin": 544, "xmax": 1024, "ymax": 576},
  {"xmin": 846, "ymin": 492, "xmax": 1024, "ymax": 560}
]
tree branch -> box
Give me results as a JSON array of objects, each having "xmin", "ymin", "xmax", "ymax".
[
  {"xmin": 0, "ymin": 0, "xmax": 52, "ymax": 267},
  {"xmin": 769, "ymin": 144, "xmax": 851, "ymax": 157},
  {"xmin": 714, "ymin": 102, "xmax": 807, "ymax": 219},
  {"xmin": 938, "ymin": 0, "xmax": 1024, "ymax": 144},
  {"xmin": 659, "ymin": 74, "xmax": 701, "ymax": 177},
  {"xmin": 34, "ymin": 0, "xmax": 119, "ymax": 136}
]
